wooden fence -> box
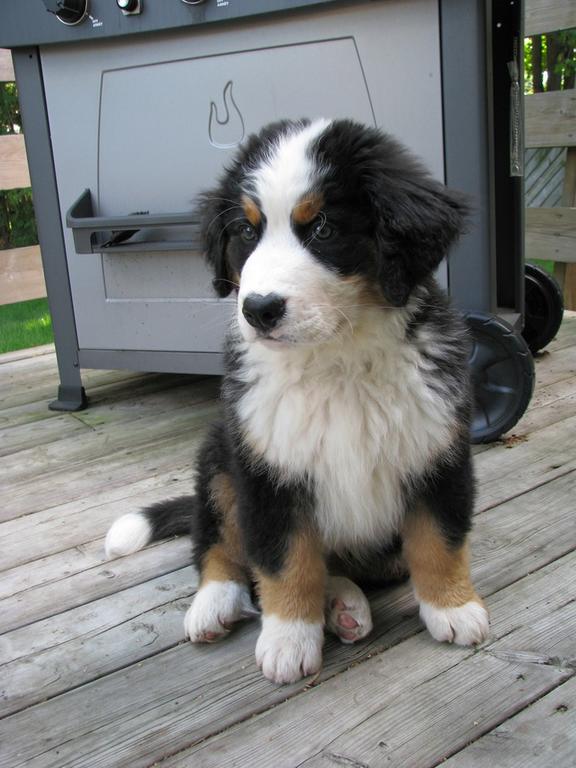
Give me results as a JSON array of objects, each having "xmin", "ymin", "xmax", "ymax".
[
  {"xmin": 525, "ymin": 147, "xmax": 566, "ymax": 207},
  {"xmin": 525, "ymin": 0, "xmax": 576, "ymax": 309},
  {"xmin": 0, "ymin": 48, "xmax": 46, "ymax": 305}
]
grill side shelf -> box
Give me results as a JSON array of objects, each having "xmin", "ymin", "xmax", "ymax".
[{"xmin": 66, "ymin": 189, "xmax": 202, "ymax": 253}]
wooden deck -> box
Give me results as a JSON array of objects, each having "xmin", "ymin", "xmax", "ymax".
[{"xmin": 1, "ymin": 316, "xmax": 575, "ymax": 768}]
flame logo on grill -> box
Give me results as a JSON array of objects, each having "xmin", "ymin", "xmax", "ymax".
[{"xmin": 208, "ymin": 81, "xmax": 245, "ymax": 149}]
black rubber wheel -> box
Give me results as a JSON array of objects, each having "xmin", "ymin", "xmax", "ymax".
[
  {"xmin": 522, "ymin": 263, "xmax": 564, "ymax": 354},
  {"xmin": 466, "ymin": 312, "xmax": 535, "ymax": 444}
]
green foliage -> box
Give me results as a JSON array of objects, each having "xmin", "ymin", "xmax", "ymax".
[
  {"xmin": 0, "ymin": 80, "xmax": 37, "ymax": 250},
  {"xmin": 524, "ymin": 36, "xmax": 535, "ymax": 94},
  {"xmin": 524, "ymin": 30, "xmax": 576, "ymax": 94},
  {"xmin": 0, "ymin": 298, "xmax": 53, "ymax": 354},
  {"xmin": 0, "ymin": 188, "xmax": 38, "ymax": 249},
  {"xmin": 553, "ymin": 30, "xmax": 576, "ymax": 81},
  {"xmin": 0, "ymin": 82, "xmax": 21, "ymax": 135}
]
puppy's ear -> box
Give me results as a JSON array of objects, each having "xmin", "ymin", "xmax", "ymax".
[
  {"xmin": 198, "ymin": 192, "xmax": 234, "ymax": 298},
  {"xmin": 372, "ymin": 171, "xmax": 469, "ymax": 307}
]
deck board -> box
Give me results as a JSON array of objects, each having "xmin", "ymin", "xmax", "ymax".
[
  {"xmin": 0, "ymin": 313, "xmax": 575, "ymax": 768},
  {"xmin": 440, "ymin": 677, "xmax": 576, "ymax": 768}
]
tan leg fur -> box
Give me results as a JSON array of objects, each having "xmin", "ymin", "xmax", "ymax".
[
  {"xmin": 255, "ymin": 527, "xmax": 326, "ymax": 624},
  {"xmin": 199, "ymin": 472, "xmax": 248, "ymax": 586},
  {"xmin": 402, "ymin": 507, "xmax": 481, "ymax": 608}
]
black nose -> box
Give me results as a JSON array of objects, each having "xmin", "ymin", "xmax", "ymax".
[{"xmin": 242, "ymin": 293, "xmax": 286, "ymax": 332}]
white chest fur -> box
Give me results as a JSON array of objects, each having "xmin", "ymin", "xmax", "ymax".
[{"xmin": 236, "ymin": 311, "xmax": 456, "ymax": 550}]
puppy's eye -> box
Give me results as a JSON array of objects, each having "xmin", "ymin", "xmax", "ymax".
[
  {"xmin": 239, "ymin": 223, "xmax": 258, "ymax": 242},
  {"xmin": 312, "ymin": 218, "xmax": 334, "ymax": 241}
]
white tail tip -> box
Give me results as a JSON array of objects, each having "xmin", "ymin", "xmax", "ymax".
[{"xmin": 105, "ymin": 512, "xmax": 152, "ymax": 559}]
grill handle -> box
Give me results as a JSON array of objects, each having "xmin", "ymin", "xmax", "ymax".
[{"xmin": 66, "ymin": 189, "xmax": 202, "ymax": 253}]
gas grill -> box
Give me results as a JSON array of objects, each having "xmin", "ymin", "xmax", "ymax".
[{"xmin": 1, "ymin": 0, "xmax": 535, "ymax": 441}]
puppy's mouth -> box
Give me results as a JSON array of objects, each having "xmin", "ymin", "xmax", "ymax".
[
  {"xmin": 257, "ymin": 339, "xmax": 289, "ymax": 350},
  {"xmin": 252, "ymin": 325, "xmax": 343, "ymax": 349},
  {"xmin": 254, "ymin": 331, "xmax": 293, "ymax": 347}
]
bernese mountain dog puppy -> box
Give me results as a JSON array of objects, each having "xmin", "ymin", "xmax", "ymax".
[{"xmin": 106, "ymin": 118, "xmax": 489, "ymax": 684}]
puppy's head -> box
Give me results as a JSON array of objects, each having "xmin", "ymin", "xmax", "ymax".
[{"xmin": 200, "ymin": 118, "xmax": 468, "ymax": 346}]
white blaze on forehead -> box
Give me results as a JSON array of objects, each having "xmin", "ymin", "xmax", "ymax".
[
  {"xmin": 238, "ymin": 118, "xmax": 342, "ymax": 345},
  {"xmin": 248, "ymin": 119, "xmax": 331, "ymax": 227}
]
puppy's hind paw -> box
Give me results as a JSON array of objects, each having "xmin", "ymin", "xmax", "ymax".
[{"xmin": 325, "ymin": 576, "xmax": 373, "ymax": 644}]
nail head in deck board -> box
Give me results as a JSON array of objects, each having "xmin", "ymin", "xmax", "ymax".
[{"xmin": 441, "ymin": 677, "xmax": 576, "ymax": 768}]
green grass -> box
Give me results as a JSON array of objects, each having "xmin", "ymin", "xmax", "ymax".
[
  {"xmin": 0, "ymin": 298, "xmax": 54, "ymax": 354},
  {"xmin": 531, "ymin": 259, "xmax": 555, "ymax": 275}
]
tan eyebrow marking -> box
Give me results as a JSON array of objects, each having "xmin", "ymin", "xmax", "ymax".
[
  {"xmin": 241, "ymin": 195, "xmax": 261, "ymax": 227},
  {"xmin": 292, "ymin": 192, "xmax": 324, "ymax": 225}
]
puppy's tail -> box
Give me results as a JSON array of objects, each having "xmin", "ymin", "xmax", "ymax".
[{"xmin": 105, "ymin": 495, "xmax": 196, "ymax": 559}]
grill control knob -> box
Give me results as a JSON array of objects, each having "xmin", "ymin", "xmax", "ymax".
[
  {"xmin": 42, "ymin": 0, "xmax": 89, "ymax": 25},
  {"xmin": 117, "ymin": 0, "xmax": 140, "ymax": 12}
]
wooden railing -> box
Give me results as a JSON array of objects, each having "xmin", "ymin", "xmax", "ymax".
[
  {"xmin": 525, "ymin": 0, "xmax": 576, "ymax": 37},
  {"xmin": 0, "ymin": 48, "xmax": 46, "ymax": 305},
  {"xmin": 525, "ymin": 0, "xmax": 576, "ymax": 309}
]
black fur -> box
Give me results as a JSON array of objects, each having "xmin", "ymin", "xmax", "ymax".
[
  {"xmin": 310, "ymin": 120, "xmax": 469, "ymax": 305},
  {"xmin": 139, "ymin": 495, "xmax": 196, "ymax": 540},
  {"xmin": 139, "ymin": 118, "xmax": 475, "ymax": 584}
]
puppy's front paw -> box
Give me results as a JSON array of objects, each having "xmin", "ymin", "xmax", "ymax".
[
  {"xmin": 255, "ymin": 616, "xmax": 324, "ymax": 684},
  {"xmin": 184, "ymin": 581, "xmax": 257, "ymax": 643},
  {"xmin": 419, "ymin": 599, "xmax": 489, "ymax": 646}
]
